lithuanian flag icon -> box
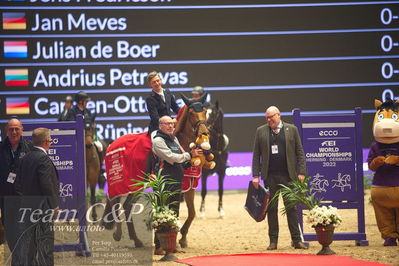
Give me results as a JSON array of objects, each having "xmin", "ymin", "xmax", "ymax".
[
  {"xmin": 6, "ymin": 97, "xmax": 30, "ymax": 115},
  {"xmin": 3, "ymin": 13, "xmax": 26, "ymax": 30},
  {"xmin": 5, "ymin": 69, "xmax": 28, "ymax": 86}
]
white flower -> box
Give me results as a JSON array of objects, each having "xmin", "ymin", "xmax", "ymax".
[{"xmin": 306, "ymin": 205, "xmax": 342, "ymax": 228}]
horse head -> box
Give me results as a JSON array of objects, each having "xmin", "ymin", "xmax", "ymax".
[
  {"xmin": 373, "ymin": 98, "xmax": 399, "ymax": 144},
  {"xmin": 206, "ymin": 100, "xmax": 224, "ymax": 134},
  {"xmin": 175, "ymin": 93, "xmax": 209, "ymax": 150}
]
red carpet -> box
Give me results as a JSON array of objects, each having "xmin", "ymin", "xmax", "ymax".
[{"xmin": 176, "ymin": 253, "xmax": 390, "ymax": 266}]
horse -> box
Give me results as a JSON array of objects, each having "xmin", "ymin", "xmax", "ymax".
[
  {"xmin": 199, "ymin": 101, "xmax": 229, "ymax": 218},
  {"xmin": 84, "ymin": 122, "xmax": 107, "ymax": 222},
  {"xmin": 174, "ymin": 93, "xmax": 209, "ymax": 248},
  {"xmin": 100, "ymin": 94, "xmax": 209, "ymax": 249}
]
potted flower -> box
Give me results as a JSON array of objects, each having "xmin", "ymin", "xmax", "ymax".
[
  {"xmin": 132, "ymin": 169, "xmax": 181, "ymax": 261},
  {"xmin": 272, "ymin": 176, "xmax": 342, "ymax": 255}
]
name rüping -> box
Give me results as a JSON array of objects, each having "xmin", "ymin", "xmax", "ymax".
[{"xmin": 33, "ymin": 69, "xmax": 188, "ymax": 87}]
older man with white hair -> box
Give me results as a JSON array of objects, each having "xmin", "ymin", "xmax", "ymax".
[
  {"xmin": 151, "ymin": 115, "xmax": 201, "ymax": 255},
  {"xmin": 252, "ymin": 106, "xmax": 307, "ymax": 250}
]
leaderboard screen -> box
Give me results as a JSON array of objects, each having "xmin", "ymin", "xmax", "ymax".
[{"xmin": 1, "ymin": 0, "xmax": 399, "ymax": 151}]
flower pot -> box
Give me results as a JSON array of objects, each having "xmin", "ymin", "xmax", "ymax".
[
  {"xmin": 157, "ymin": 231, "xmax": 178, "ymax": 261},
  {"xmin": 315, "ymin": 224, "xmax": 336, "ymax": 255}
]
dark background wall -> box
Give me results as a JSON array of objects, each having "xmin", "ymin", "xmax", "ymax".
[{"xmin": 1, "ymin": 0, "xmax": 398, "ymax": 150}]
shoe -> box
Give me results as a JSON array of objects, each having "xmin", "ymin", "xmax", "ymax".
[
  {"xmin": 293, "ymin": 242, "xmax": 308, "ymax": 249},
  {"xmin": 154, "ymin": 247, "xmax": 165, "ymax": 255},
  {"xmin": 267, "ymin": 242, "xmax": 277, "ymax": 250},
  {"xmin": 383, "ymin": 238, "xmax": 397, "ymax": 246}
]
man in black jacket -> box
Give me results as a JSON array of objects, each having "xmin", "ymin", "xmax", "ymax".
[
  {"xmin": 65, "ymin": 91, "xmax": 94, "ymax": 123},
  {"xmin": 57, "ymin": 95, "xmax": 73, "ymax": 121},
  {"xmin": 13, "ymin": 127, "xmax": 59, "ymax": 266},
  {"xmin": 0, "ymin": 117, "xmax": 33, "ymax": 250},
  {"xmin": 145, "ymin": 71, "xmax": 180, "ymax": 134}
]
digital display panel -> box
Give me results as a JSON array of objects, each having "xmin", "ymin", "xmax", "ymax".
[{"xmin": 1, "ymin": 0, "xmax": 399, "ymax": 151}]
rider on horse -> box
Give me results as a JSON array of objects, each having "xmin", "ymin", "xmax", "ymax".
[
  {"xmin": 65, "ymin": 91, "xmax": 105, "ymax": 194},
  {"xmin": 65, "ymin": 91, "xmax": 94, "ymax": 124},
  {"xmin": 145, "ymin": 71, "xmax": 181, "ymax": 137}
]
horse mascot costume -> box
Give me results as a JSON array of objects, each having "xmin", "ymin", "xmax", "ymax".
[{"xmin": 367, "ymin": 98, "xmax": 399, "ymax": 246}]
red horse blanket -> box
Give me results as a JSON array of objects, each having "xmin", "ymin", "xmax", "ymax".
[{"xmin": 105, "ymin": 132, "xmax": 152, "ymax": 198}]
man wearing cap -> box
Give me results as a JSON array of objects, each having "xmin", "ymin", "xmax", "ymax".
[
  {"xmin": 190, "ymin": 86, "xmax": 211, "ymax": 108},
  {"xmin": 58, "ymin": 95, "xmax": 73, "ymax": 121},
  {"xmin": 145, "ymin": 71, "xmax": 180, "ymax": 134},
  {"xmin": 65, "ymin": 91, "xmax": 94, "ymax": 123}
]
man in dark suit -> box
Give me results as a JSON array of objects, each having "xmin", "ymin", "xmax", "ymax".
[
  {"xmin": 145, "ymin": 71, "xmax": 180, "ymax": 135},
  {"xmin": 13, "ymin": 127, "xmax": 59, "ymax": 266},
  {"xmin": 0, "ymin": 117, "xmax": 33, "ymax": 249},
  {"xmin": 252, "ymin": 106, "xmax": 308, "ymax": 250}
]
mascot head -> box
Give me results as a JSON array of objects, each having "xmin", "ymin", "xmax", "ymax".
[{"xmin": 373, "ymin": 98, "xmax": 399, "ymax": 144}]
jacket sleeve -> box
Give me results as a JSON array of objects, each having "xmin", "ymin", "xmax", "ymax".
[
  {"xmin": 152, "ymin": 137, "xmax": 191, "ymax": 165},
  {"xmin": 293, "ymin": 126, "xmax": 307, "ymax": 176},
  {"xmin": 38, "ymin": 156, "xmax": 59, "ymax": 209},
  {"xmin": 146, "ymin": 96, "xmax": 160, "ymax": 127},
  {"xmin": 64, "ymin": 108, "xmax": 76, "ymax": 121},
  {"xmin": 170, "ymin": 92, "xmax": 180, "ymax": 114},
  {"xmin": 367, "ymin": 142, "xmax": 377, "ymax": 164},
  {"xmin": 252, "ymin": 128, "xmax": 261, "ymax": 177}
]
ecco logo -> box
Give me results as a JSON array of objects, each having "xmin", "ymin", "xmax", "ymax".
[{"xmin": 319, "ymin": 130, "xmax": 338, "ymax": 136}]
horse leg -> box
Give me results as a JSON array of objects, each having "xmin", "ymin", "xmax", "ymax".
[
  {"xmin": 112, "ymin": 197, "xmax": 123, "ymax": 241},
  {"xmin": 200, "ymin": 174, "xmax": 207, "ymax": 218},
  {"xmin": 179, "ymin": 189, "xmax": 196, "ymax": 248},
  {"xmin": 123, "ymin": 194, "xmax": 143, "ymax": 248},
  {"xmin": 218, "ymin": 170, "xmax": 226, "ymax": 218},
  {"xmin": 100, "ymin": 198, "xmax": 115, "ymax": 230},
  {"xmin": 90, "ymin": 184, "xmax": 98, "ymax": 222}
]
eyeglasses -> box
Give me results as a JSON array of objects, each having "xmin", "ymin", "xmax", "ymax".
[
  {"xmin": 46, "ymin": 139, "xmax": 53, "ymax": 144},
  {"xmin": 160, "ymin": 122, "xmax": 174, "ymax": 126},
  {"xmin": 266, "ymin": 113, "xmax": 279, "ymax": 120},
  {"xmin": 7, "ymin": 127, "xmax": 21, "ymax": 132}
]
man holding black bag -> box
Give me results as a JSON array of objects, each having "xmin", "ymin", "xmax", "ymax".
[{"xmin": 251, "ymin": 106, "xmax": 308, "ymax": 250}]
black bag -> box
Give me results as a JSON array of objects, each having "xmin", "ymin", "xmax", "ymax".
[{"xmin": 244, "ymin": 181, "xmax": 270, "ymax": 222}]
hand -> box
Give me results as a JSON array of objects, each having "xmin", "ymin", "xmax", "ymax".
[
  {"xmin": 191, "ymin": 148, "xmax": 202, "ymax": 158},
  {"xmin": 369, "ymin": 156, "xmax": 385, "ymax": 171},
  {"xmin": 385, "ymin": 155, "xmax": 399, "ymax": 165},
  {"xmin": 298, "ymin": 174, "xmax": 305, "ymax": 183},
  {"xmin": 252, "ymin": 177, "xmax": 260, "ymax": 189}
]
